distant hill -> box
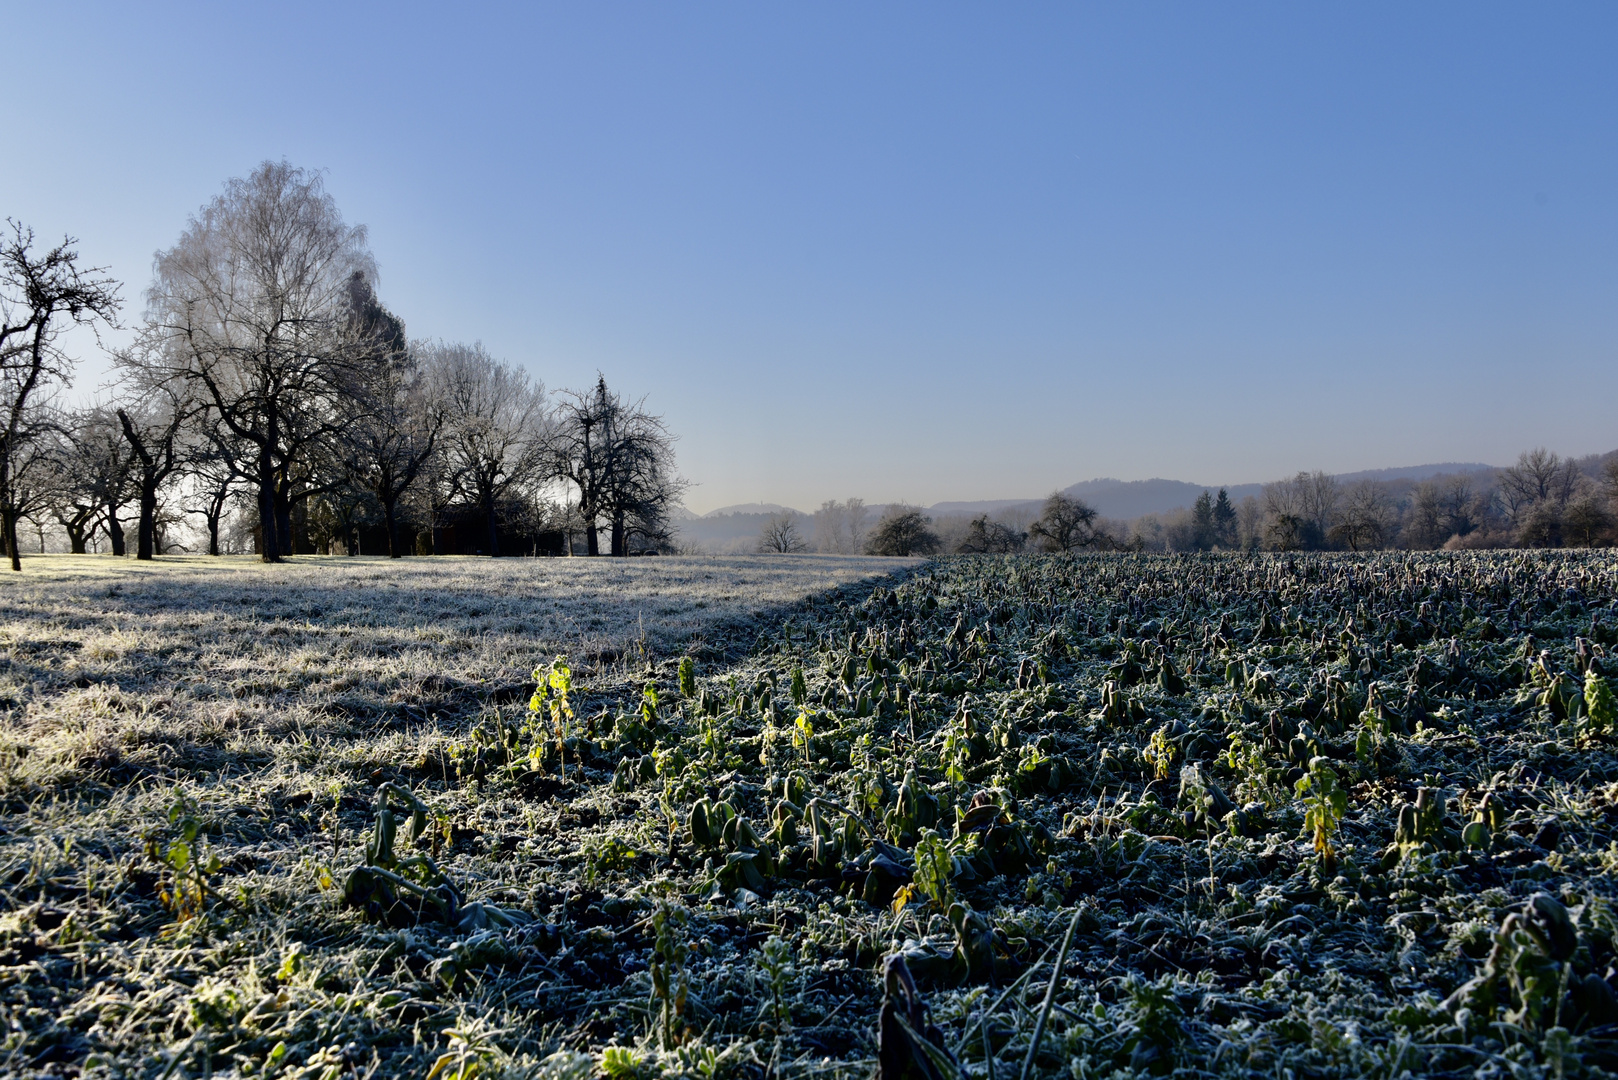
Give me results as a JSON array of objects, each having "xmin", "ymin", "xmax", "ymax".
[
  {"xmin": 702, "ymin": 502, "xmax": 802, "ymax": 518},
  {"xmin": 1333, "ymin": 462, "xmax": 1497, "ymax": 484},
  {"xmin": 1061, "ymin": 478, "xmax": 1265, "ymax": 519},
  {"xmin": 927, "ymin": 461, "xmax": 1504, "ymax": 521},
  {"xmin": 928, "ymin": 498, "xmax": 1044, "ymax": 517},
  {"xmin": 676, "ymin": 461, "xmax": 1511, "ymax": 548}
]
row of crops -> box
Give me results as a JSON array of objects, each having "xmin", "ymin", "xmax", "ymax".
[{"xmin": 14, "ymin": 551, "xmax": 1618, "ymax": 1078}]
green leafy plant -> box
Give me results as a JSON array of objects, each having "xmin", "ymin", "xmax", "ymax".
[
  {"xmin": 649, "ymin": 902, "xmax": 690, "ymax": 1049},
  {"xmin": 1584, "ymin": 670, "xmax": 1616, "ymax": 735},
  {"xmin": 530, "ymin": 656, "xmax": 577, "ymax": 776},
  {"xmin": 584, "ymin": 834, "xmax": 639, "ymax": 884},
  {"xmin": 1296, "ymin": 756, "xmax": 1348, "ymax": 870},
  {"xmin": 912, "ymin": 829, "xmax": 954, "ymax": 910},
  {"xmin": 791, "ymin": 708, "xmax": 815, "ymax": 764},
  {"xmin": 344, "ymin": 783, "xmax": 465, "ymax": 926},
  {"xmin": 1144, "ymin": 724, "xmax": 1177, "ymax": 780},
  {"xmin": 678, "ymin": 656, "xmax": 698, "ymax": 699},
  {"xmin": 759, "ymin": 934, "xmax": 795, "ymax": 1029},
  {"xmin": 147, "ymin": 790, "xmax": 221, "ymax": 923},
  {"xmin": 601, "ymin": 1046, "xmax": 646, "ymax": 1080},
  {"xmin": 426, "ymin": 1019, "xmax": 508, "ymax": 1080}
]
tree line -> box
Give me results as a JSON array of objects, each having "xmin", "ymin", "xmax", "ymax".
[
  {"xmin": 1127, "ymin": 449, "xmax": 1618, "ymax": 553},
  {"xmin": 757, "ymin": 492, "xmax": 1122, "ymax": 556},
  {"xmin": 0, "ymin": 162, "xmax": 683, "ymax": 569},
  {"xmin": 913, "ymin": 451, "xmax": 1618, "ymax": 557},
  {"xmin": 756, "ymin": 448, "xmax": 1618, "ymax": 559}
]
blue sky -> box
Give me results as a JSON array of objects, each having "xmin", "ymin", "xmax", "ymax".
[{"xmin": 8, "ymin": 3, "xmax": 1616, "ymax": 513}]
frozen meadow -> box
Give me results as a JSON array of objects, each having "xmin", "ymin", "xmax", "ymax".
[{"xmin": 0, "ymin": 553, "xmax": 910, "ymax": 791}]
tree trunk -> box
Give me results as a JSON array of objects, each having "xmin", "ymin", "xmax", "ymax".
[
  {"xmin": 207, "ymin": 513, "xmax": 221, "ymax": 556},
  {"xmin": 257, "ymin": 442, "xmax": 280, "ymax": 562},
  {"xmin": 3, "ymin": 510, "xmax": 19, "ymax": 572},
  {"xmin": 137, "ymin": 486, "xmax": 157, "ymax": 560},
  {"xmin": 68, "ymin": 524, "xmax": 87, "ymax": 554},
  {"xmin": 383, "ymin": 497, "xmax": 400, "ymax": 558},
  {"xmin": 485, "ymin": 493, "xmax": 500, "ymax": 557},
  {"xmin": 108, "ymin": 506, "xmax": 126, "ymax": 557},
  {"xmin": 611, "ymin": 515, "xmax": 626, "ymax": 556},
  {"xmin": 586, "ymin": 522, "xmax": 600, "ymax": 556},
  {"xmin": 275, "ymin": 494, "xmax": 294, "ymax": 558}
]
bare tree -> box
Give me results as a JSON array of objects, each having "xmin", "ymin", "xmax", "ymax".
[
  {"xmin": 865, "ymin": 505, "xmax": 940, "ymax": 556},
  {"xmin": 1262, "ymin": 471, "xmax": 1336, "ymax": 549},
  {"xmin": 1329, "ymin": 480, "xmax": 1395, "ymax": 552},
  {"xmin": 344, "ymin": 365, "xmax": 441, "ymax": 557},
  {"xmin": 812, "ymin": 500, "xmax": 848, "ymax": 554},
  {"xmin": 1499, "ymin": 448, "xmax": 1581, "ymax": 525},
  {"xmin": 846, "ymin": 497, "xmax": 870, "ymax": 555},
  {"xmin": 46, "ymin": 424, "xmax": 104, "ymax": 553},
  {"xmin": 110, "ymin": 361, "xmax": 195, "ymax": 560},
  {"xmin": 0, "ymin": 222, "xmax": 122, "ymax": 569},
  {"xmin": 957, "ymin": 513, "xmax": 1026, "ymax": 554},
  {"xmin": 1406, "ymin": 474, "xmax": 1491, "ymax": 549},
  {"xmin": 548, "ymin": 376, "xmax": 683, "ymax": 556},
  {"xmin": 810, "ymin": 498, "xmax": 870, "ymax": 554},
  {"xmin": 57, "ymin": 407, "xmax": 136, "ymax": 556},
  {"xmin": 1028, "ymin": 492, "xmax": 1101, "ymax": 552},
  {"xmin": 175, "ymin": 405, "xmax": 249, "ymax": 556},
  {"xmin": 1564, "ymin": 495, "xmax": 1613, "ymax": 548},
  {"xmin": 428, "ymin": 342, "xmax": 548, "ymax": 556},
  {"xmin": 141, "ymin": 161, "xmax": 375, "ymax": 562},
  {"xmin": 340, "ymin": 282, "xmax": 442, "ymax": 557},
  {"xmin": 757, "ymin": 512, "xmax": 807, "ymax": 553},
  {"xmin": 1, "ymin": 423, "xmax": 63, "ymax": 563}
]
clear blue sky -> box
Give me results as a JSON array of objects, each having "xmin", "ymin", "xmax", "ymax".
[{"xmin": 8, "ymin": 3, "xmax": 1616, "ymax": 513}]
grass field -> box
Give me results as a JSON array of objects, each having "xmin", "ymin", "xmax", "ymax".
[
  {"xmin": 0, "ymin": 554, "xmax": 906, "ymax": 794},
  {"xmin": 6, "ymin": 550, "xmax": 1618, "ymax": 1080}
]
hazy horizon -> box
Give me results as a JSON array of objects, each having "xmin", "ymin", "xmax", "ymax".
[{"xmin": 9, "ymin": 4, "xmax": 1617, "ymax": 515}]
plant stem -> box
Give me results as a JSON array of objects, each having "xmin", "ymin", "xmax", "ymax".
[{"xmin": 1019, "ymin": 907, "xmax": 1082, "ymax": 1080}]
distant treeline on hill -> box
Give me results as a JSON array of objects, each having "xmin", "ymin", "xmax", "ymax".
[{"xmin": 714, "ymin": 447, "xmax": 1618, "ymax": 556}]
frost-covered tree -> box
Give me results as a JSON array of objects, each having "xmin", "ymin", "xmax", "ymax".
[
  {"xmin": 548, "ymin": 376, "xmax": 683, "ymax": 556},
  {"xmin": 139, "ymin": 161, "xmax": 376, "ymax": 561},
  {"xmin": 757, "ymin": 512, "xmax": 806, "ymax": 553},
  {"xmin": 428, "ymin": 341, "xmax": 548, "ymax": 556},
  {"xmin": 865, "ymin": 505, "xmax": 940, "ymax": 556},
  {"xmin": 1029, "ymin": 492, "xmax": 1101, "ymax": 552},
  {"xmin": 0, "ymin": 222, "xmax": 121, "ymax": 569}
]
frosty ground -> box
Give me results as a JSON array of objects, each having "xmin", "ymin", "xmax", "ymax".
[
  {"xmin": 6, "ymin": 550, "xmax": 1618, "ymax": 1080},
  {"xmin": 0, "ymin": 554, "xmax": 906, "ymax": 793}
]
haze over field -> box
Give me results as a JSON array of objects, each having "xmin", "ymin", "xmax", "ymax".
[{"xmin": 7, "ymin": 4, "xmax": 1618, "ymax": 515}]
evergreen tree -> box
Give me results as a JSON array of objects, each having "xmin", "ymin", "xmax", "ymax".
[
  {"xmin": 1212, "ymin": 487, "xmax": 1238, "ymax": 548},
  {"xmin": 1192, "ymin": 490, "xmax": 1215, "ymax": 551}
]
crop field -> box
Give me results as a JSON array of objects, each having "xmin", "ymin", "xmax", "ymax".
[{"xmin": 5, "ymin": 551, "xmax": 1618, "ymax": 1080}]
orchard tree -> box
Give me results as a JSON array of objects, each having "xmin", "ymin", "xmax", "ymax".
[
  {"xmin": 865, "ymin": 505, "xmax": 940, "ymax": 556},
  {"xmin": 341, "ymin": 278, "xmax": 441, "ymax": 558},
  {"xmin": 1028, "ymin": 492, "xmax": 1101, "ymax": 552},
  {"xmin": 182, "ymin": 410, "xmax": 248, "ymax": 556},
  {"xmin": 757, "ymin": 512, "xmax": 806, "ymax": 553},
  {"xmin": 428, "ymin": 341, "xmax": 548, "ymax": 556},
  {"xmin": 115, "ymin": 389, "xmax": 193, "ymax": 560},
  {"xmin": 141, "ymin": 161, "xmax": 376, "ymax": 561},
  {"xmin": 0, "ymin": 221, "xmax": 121, "ymax": 569},
  {"xmin": 548, "ymin": 376, "xmax": 684, "ymax": 556},
  {"xmin": 957, "ymin": 514, "xmax": 1025, "ymax": 554}
]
